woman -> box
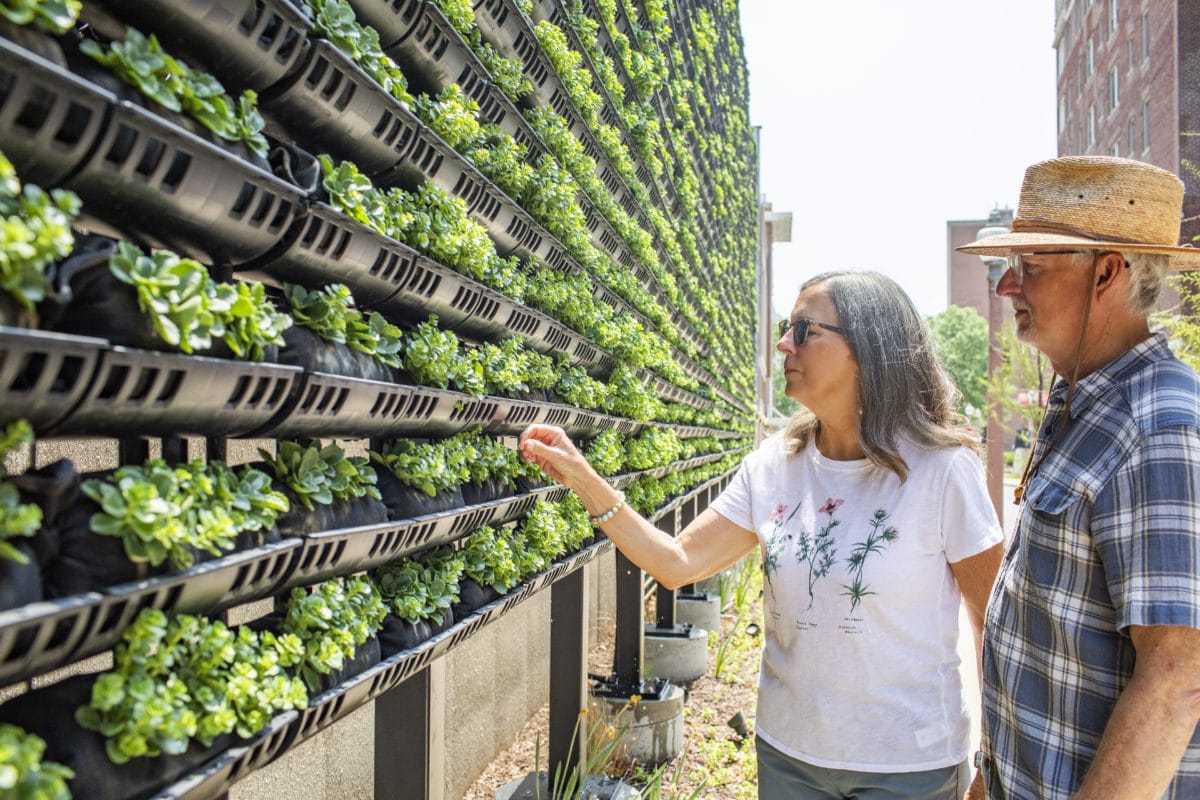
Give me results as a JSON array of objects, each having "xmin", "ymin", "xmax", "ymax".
[{"xmin": 519, "ymin": 271, "xmax": 1003, "ymax": 799}]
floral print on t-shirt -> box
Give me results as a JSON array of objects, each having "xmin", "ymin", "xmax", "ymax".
[{"xmin": 763, "ymin": 499, "xmax": 900, "ymax": 616}]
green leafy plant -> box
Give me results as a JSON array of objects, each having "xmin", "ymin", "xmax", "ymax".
[
  {"xmin": 75, "ymin": 608, "xmax": 307, "ymax": 764},
  {"xmin": 0, "ymin": 0, "xmax": 79, "ymax": 33},
  {"xmin": 305, "ymin": 0, "xmax": 413, "ymax": 104},
  {"xmin": 583, "ymin": 429, "xmax": 625, "ymax": 477},
  {"xmin": 279, "ymin": 577, "xmax": 387, "ymax": 691},
  {"xmin": 259, "ymin": 440, "xmax": 379, "ymax": 511},
  {"xmin": 623, "ymin": 427, "xmax": 681, "ymax": 471},
  {"xmin": 0, "ymin": 419, "xmax": 40, "ymax": 564},
  {"xmin": 283, "ymin": 283, "xmax": 401, "ymax": 368},
  {"xmin": 372, "ymin": 545, "xmax": 465, "ymax": 623},
  {"xmin": 109, "ymin": 242, "xmax": 290, "ymax": 359},
  {"xmin": 459, "ymin": 524, "xmax": 521, "ymax": 593},
  {"xmin": 0, "ymin": 724, "xmax": 74, "ymax": 799},
  {"xmin": 81, "ymin": 28, "xmax": 268, "ymax": 157},
  {"xmin": 0, "ymin": 151, "xmax": 79, "ymax": 312},
  {"xmin": 82, "ymin": 459, "xmax": 289, "ymax": 569}
]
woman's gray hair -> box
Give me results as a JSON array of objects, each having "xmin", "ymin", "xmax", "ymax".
[
  {"xmin": 1121, "ymin": 251, "xmax": 1168, "ymax": 316},
  {"xmin": 782, "ymin": 271, "xmax": 978, "ymax": 482}
]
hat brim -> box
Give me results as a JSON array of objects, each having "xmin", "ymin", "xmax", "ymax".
[{"xmin": 956, "ymin": 231, "xmax": 1200, "ymax": 270}]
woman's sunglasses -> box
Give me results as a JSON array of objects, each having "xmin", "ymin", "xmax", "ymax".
[{"xmin": 777, "ymin": 317, "xmax": 849, "ymax": 348}]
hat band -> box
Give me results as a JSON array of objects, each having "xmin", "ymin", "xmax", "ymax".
[{"xmin": 1011, "ymin": 219, "xmax": 1148, "ymax": 245}]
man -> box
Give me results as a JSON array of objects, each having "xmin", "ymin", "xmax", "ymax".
[{"xmin": 957, "ymin": 156, "xmax": 1200, "ymax": 799}]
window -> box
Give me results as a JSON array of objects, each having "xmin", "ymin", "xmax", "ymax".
[
  {"xmin": 1143, "ymin": 99, "xmax": 1151, "ymax": 152},
  {"xmin": 1109, "ymin": 0, "xmax": 1118, "ymax": 36},
  {"xmin": 1128, "ymin": 36, "xmax": 1135, "ymax": 70},
  {"xmin": 1108, "ymin": 65, "xmax": 1120, "ymax": 111},
  {"xmin": 1142, "ymin": 12, "xmax": 1150, "ymax": 62},
  {"xmin": 1087, "ymin": 37, "xmax": 1095, "ymax": 76},
  {"xmin": 1088, "ymin": 105, "xmax": 1096, "ymax": 147},
  {"xmin": 1059, "ymin": 99, "xmax": 1067, "ymax": 134},
  {"xmin": 1112, "ymin": 141, "xmax": 1120, "ymax": 157},
  {"xmin": 1129, "ymin": 117, "xmax": 1137, "ymax": 154}
]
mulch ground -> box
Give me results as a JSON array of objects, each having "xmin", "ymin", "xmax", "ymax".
[{"xmin": 465, "ymin": 573, "xmax": 764, "ymax": 799}]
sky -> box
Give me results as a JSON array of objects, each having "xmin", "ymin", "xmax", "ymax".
[{"xmin": 739, "ymin": 1, "xmax": 1059, "ymax": 317}]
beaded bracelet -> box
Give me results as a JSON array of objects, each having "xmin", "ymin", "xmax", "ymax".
[{"xmin": 589, "ymin": 492, "xmax": 625, "ymax": 525}]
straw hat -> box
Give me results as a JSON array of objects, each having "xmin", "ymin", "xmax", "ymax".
[{"xmin": 956, "ymin": 156, "xmax": 1200, "ymax": 270}]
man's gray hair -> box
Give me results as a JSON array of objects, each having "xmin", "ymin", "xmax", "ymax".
[{"xmin": 1122, "ymin": 251, "xmax": 1169, "ymax": 316}]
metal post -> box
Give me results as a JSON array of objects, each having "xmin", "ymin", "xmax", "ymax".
[
  {"xmin": 549, "ymin": 566, "xmax": 588, "ymax": 785},
  {"xmin": 118, "ymin": 437, "xmax": 148, "ymax": 466},
  {"xmin": 375, "ymin": 660, "xmax": 445, "ymax": 800},
  {"xmin": 612, "ymin": 551, "xmax": 644, "ymax": 689},
  {"xmin": 655, "ymin": 509, "xmax": 679, "ymax": 627},
  {"xmin": 161, "ymin": 436, "xmax": 188, "ymax": 464}
]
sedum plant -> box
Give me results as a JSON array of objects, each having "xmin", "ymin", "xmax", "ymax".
[
  {"xmin": 75, "ymin": 608, "xmax": 307, "ymax": 764},
  {"xmin": 0, "ymin": 724, "xmax": 74, "ymax": 800},
  {"xmin": 0, "ymin": 0, "xmax": 79, "ymax": 33},
  {"xmin": 81, "ymin": 459, "xmax": 288, "ymax": 569},
  {"xmin": 259, "ymin": 440, "xmax": 380, "ymax": 511},
  {"xmin": 305, "ymin": 0, "xmax": 413, "ymax": 104},
  {"xmin": 0, "ymin": 151, "xmax": 79, "ymax": 313},
  {"xmin": 284, "ymin": 283, "xmax": 402, "ymax": 369},
  {"xmin": 372, "ymin": 545, "xmax": 465, "ymax": 623},
  {"xmin": 459, "ymin": 525, "xmax": 520, "ymax": 594},
  {"xmin": 279, "ymin": 577, "xmax": 388, "ymax": 692},
  {"xmin": 108, "ymin": 242, "xmax": 291, "ymax": 360},
  {"xmin": 583, "ymin": 429, "xmax": 624, "ymax": 477},
  {"xmin": 81, "ymin": 28, "xmax": 268, "ymax": 157},
  {"xmin": 0, "ymin": 420, "xmax": 40, "ymax": 564}
]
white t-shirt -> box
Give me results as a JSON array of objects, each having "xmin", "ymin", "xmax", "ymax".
[{"xmin": 709, "ymin": 433, "xmax": 1003, "ymax": 773}]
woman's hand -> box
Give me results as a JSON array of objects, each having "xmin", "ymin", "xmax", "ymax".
[{"xmin": 517, "ymin": 424, "xmax": 595, "ymax": 491}]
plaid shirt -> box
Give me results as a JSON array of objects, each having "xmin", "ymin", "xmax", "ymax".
[{"xmin": 982, "ymin": 333, "xmax": 1200, "ymax": 799}]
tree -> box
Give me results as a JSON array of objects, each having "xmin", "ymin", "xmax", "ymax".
[
  {"xmin": 984, "ymin": 323, "xmax": 1053, "ymax": 437},
  {"xmin": 926, "ymin": 305, "xmax": 988, "ymax": 426},
  {"xmin": 1154, "ymin": 271, "xmax": 1200, "ymax": 372}
]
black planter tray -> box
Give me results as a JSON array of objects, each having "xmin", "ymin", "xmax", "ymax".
[
  {"xmin": 361, "ymin": 536, "xmax": 612, "ymax": 697},
  {"xmin": 258, "ymin": 39, "xmax": 421, "ymax": 179},
  {"xmin": 100, "ymin": 538, "xmax": 301, "ymax": 617},
  {"xmin": 60, "ymin": 90, "xmax": 305, "ymax": 267},
  {"xmin": 90, "ymin": 0, "xmax": 313, "ymax": 95},
  {"xmin": 256, "ymin": 202, "xmax": 424, "ymax": 310},
  {"xmin": 0, "ymin": 593, "xmax": 103, "ymax": 687},
  {"xmin": 51, "ymin": 346, "xmax": 303, "ymax": 437},
  {"xmin": 279, "ymin": 485, "xmax": 568, "ymax": 591},
  {"xmin": 345, "ymin": 0, "xmax": 425, "ymax": 53},
  {"xmin": 0, "ymin": 327, "xmax": 105, "ymax": 432},
  {"xmin": 0, "ymin": 35, "xmax": 113, "ymax": 190},
  {"xmin": 151, "ymin": 711, "xmax": 300, "ymax": 800},
  {"xmin": 257, "ymin": 375, "xmax": 512, "ymax": 438},
  {"xmin": 647, "ymin": 467, "xmax": 737, "ymax": 524}
]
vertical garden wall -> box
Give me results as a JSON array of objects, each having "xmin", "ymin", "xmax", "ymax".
[{"xmin": 0, "ymin": 0, "xmax": 757, "ymax": 797}]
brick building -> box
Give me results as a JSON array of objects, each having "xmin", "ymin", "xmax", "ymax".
[
  {"xmin": 946, "ymin": 208, "xmax": 1014, "ymax": 316},
  {"xmin": 1054, "ymin": 0, "xmax": 1200, "ymax": 243}
]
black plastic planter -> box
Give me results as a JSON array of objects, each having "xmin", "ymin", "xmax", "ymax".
[
  {"xmin": 345, "ymin": 0, "xmax": 425, "ymax": 51},
  {"xmin": 0, "ymin": 36, "xmax": 113, "ymax": 189},
  {"xmin": 258, "ymin": 40, "xmax": 421, "ymax": 178},
  {"xmin": 61, "ymin": 95, "xmax": 304, "ymax": 267},
  {"xmin": 91, "ymin": 0, "xmax": 312, "ymax": 94},
  {"xmin": 0, "ymin": 327, "xmax": 104, "ymax": 432},
  {"xmin": 52, "ymin": 346, "xmax": 302, "ymax": 437}
]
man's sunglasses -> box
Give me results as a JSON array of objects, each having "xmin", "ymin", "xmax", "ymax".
[
  {"xmin": 1003, "ymin": 250, "xmax": 1093, "ymax": 284},
  {"xmin": 777, "ymin": 317, "xmax": 849, "ymax": 348}
]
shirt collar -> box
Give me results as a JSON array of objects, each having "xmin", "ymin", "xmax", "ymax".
[{"xmin": 1049, "ymin": 332, "xmax": 1173, "ymax": 419}]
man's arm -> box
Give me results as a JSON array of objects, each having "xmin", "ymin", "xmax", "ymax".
[{"xmin": 1072, "ymin": 624, "xmax": 1200, "ymax": 800}]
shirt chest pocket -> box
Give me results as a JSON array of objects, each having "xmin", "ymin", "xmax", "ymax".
[{"xmin": 1016, "ymin": 476, "xmax": 1097, "ymax": 599}]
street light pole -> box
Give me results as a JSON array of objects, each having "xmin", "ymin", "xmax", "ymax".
[{"xmin": 977, "ymin": 219, "xmax": 1010, "ymax": 522}]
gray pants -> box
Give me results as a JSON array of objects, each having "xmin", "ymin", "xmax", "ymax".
[{"xmin": 756, "ymin": 736, "xmax": 971, "ymax": 799}]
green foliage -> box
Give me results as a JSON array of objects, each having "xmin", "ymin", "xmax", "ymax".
[
  {"xmin": 984, "ymin": 323, "xmax": 1053, "ymax": 436},
  {"xmin": 623, "ymin": 427, "xmax": 682, "ymax": 471},
  {"xmin": 0, "ymin": 151, "xmax": 79, "ymax": 312},
  {"xmin": 0, "ymin": 0, "xmax": 78, "ymax": 32},
  {"xmin": 0, "ymin": 724, "xmax": 74, "ymax": 800},
  {"xmin": 81, "ymin": 28, "xmax": 268, "ymax": 157},
  {"xmin": 371, "ymin": 428, "xmax": 536, "ymax": 496},
  {"xmin": 75, "ymin": 608, "xmax": 307, "ymax": 764},
  {"xmin": 399, "ymin": 316, "xmax": 463, "ymax": 391},
  {"xmin": 583, "ymin": 429, "xmax": 624, "ymax": 476},
  {"xmin": 0, "ymin": 419, "xmax": 39, "ymax": 564},
  {"xmin": 82, "ymin": 459, "xmax": 289, "ymax": 569},
  {"xmin": 459, "ymin": 524, "xmax": 521, "ymax": 593},
  {"xmin": 283, "ymin": 283, "xmax": 401, "ymax": 368},
  {"xmin": 372, "ymin": 545, "xmax": 465, "ymax": 623},
  {"xmin": 279, "ymin": 577, "xmax": 387, "ymax": 691},
  {"xmin": 259, "ymin": 440, "xmax": 379, "ymax": 511},
  {"xmin": 927, "ymin": 305, "xmax": 989, "ymax": 425},
  {"xmin": 110, "ymin": 242, "xmax": 290, "ymax": 359},
  {"xmin": 305, "ymin": 0, "xmax": 412, "ymax": 104},
  {"xmin": 1155, "ymin": 271, "xmax": 1200, "ymax": 372}
]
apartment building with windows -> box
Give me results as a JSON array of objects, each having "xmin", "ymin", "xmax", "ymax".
[{"xmin": 1054, "ymin": 0, "xmax": 1200, "ymax": 242}]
